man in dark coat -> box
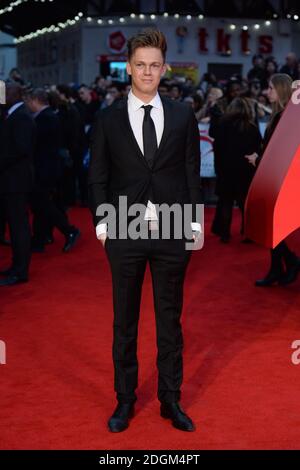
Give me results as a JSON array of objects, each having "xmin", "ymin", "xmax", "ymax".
[{"xmin": 0, "ymin": 84, "xmax": 36, "ymax": 286}]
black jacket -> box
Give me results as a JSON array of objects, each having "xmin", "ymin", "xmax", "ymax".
[
  {"xmin": 0, "ymin": 104, "xmax": 36, "ymax": 193},
  {"xmin": 33, "ymin": 106, "xmax": 62, "ymax": 189},
  {"xmin": 213, "ymin": 117, "xmax": 262, "ymax": 196},
  {"xmin": 256, "ymin": 111, "xmax": 283, "ymax": 166},
  {"xmin": 88, "ymin": 96, "xmax": 201, "ymax": 230}
]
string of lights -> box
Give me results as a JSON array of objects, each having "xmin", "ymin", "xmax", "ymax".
[
  {"xmin": 0, "ymin": 0, "xmax": 53, "ymax": 17},
  {"xmin": 14, "ymin": 11, "xmax": 300, "ymax": 44}
]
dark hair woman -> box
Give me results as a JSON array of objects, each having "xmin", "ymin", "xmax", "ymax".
[
  {"xmin": 245, "ymin": 73, "xmax": 299, "ymax": 286},
  {"xmin": 213, "ymin": 97, "xmax": 262, "ymax": 242}
]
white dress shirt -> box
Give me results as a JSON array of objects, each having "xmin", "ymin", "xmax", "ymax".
[{"xmin": 96, "ymin": 89, "xmax": 200, "ymax": 238}]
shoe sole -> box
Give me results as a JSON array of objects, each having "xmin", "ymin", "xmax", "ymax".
[{"xmin": 108, "ymin": 423, "xmax": 129, "ymax": 433}]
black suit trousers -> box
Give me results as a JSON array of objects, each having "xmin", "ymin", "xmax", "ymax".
[
  {"xmin": 30, "ymin": 189, "xmax": 73, "ymax": 247},
  {"xmin": 1, "ymin": 193, "xmax": 31, "ymax": 279},
  {"xmin": 105, "ymin": 236, "xmax": 191, "ymax": 404}
]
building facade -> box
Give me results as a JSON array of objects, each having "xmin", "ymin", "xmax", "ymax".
[
  {"xmin": 0, "ymin": 31, "xmax": 17, "ymax": 81},
  {"xmin": 16, "ymin": 15, "xmax": 299, "ymax": 86}
]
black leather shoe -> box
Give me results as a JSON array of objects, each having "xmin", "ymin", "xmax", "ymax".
[
  {"xmin": 108, "ymin": 403, "xmax": 135, "ymax": 433},
  {"xmin": 160, "ymin": 402, "xmax": 195, "ymax": 432},
  {"xmin": 63, "ymin": 229, "xmax": 81, "ymax": 253},
  {"xmin": 0, "ymin": 276, "xmax": 28, "ymax": 287},
  {"xmin": 255, "ymin": 270, "xmax": 283, "ymax": 287}
]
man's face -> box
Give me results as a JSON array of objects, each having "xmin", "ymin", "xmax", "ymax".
[
  {"xmin": 255, "ymin": 57, "xmax": 264, "ymax": 68},
  {"xmin": 25, "ymin": 97, "xmax": 37, "ymax": 113},
  {"xmin": 78, "ymin": 87, "xmax": 91, "ymax": 104},
  {"xmin": 107, "ymin": 86, "xmax": 121, "ymax": 100},
  {"xmin": 170, "ymin": 86, "xmax": 181, "ymax": 100},
  {"xmin": 158, "ymin": 85, "xmax": 169, "ymax": 97},
  {"xmin": 229, "ymin": 84, "xmax": 241, "ymax": 99},
  {"xmin": 126, "ymin": 47, "xmax": 166, "ymax": 97}
]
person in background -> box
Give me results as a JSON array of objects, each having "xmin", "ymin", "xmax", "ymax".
[
  {"xmin": 26, "ymin": 88, "xmax": 80, "ymax": 253},
  {"xmin": 247, "ymin": 54, "xmax": 267, "ymax": 88},
  {"xmin": 158, "ymin": 80, "xmax": 170, "ymax": 97},
  {"xmin": 280, "ymin": 52, "xmax": 299, "ymax": 81},
  {"xmin": 56, "ymin": 84, "xmax": 86, "ymax": 206},
  {"xmin": 245, "ymin": 74, "xmax": 299, "ymax": 286},
  {"xmin": 170, "ymin": 83, "xmax": 183, "ymax": 101},
  {"xmin": 190, "ymin": 94, "xmax": 204, "ymax": 122},
  {"xmin": 209, "ymin": 79, "xmax": 242, "ymax": 237},
  {"xmin": 212, "ymin": 97, "xmax": 262, "ymax": 242},
  {"xmin": 78, "ymin": 84, "xmax": 101, "ymax": 130},
  {"xmin": 0, "ymin": 84, "xmax": 36, "ymax": 286},
  {"xmin": 265, "ymin": 57, "xmax": 278, "ymax": 86},
  {"xmin": 183, "ymin": 94, "xmax": 204, "ymax": 121},
  {"xmin": 8, "ymin": 68, "xmax": 25, "ymax": 86},
  {"xmin": 198, "ymin": 87, "xmax": 223, "ymax": 124}
]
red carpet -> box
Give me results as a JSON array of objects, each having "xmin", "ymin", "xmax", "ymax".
[{"xmin": 1, "ymin": 207, "xmax": 300, "ymax": 450}]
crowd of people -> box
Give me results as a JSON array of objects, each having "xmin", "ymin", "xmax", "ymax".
[{"xmin": 0, "ymin": 50, "xmax": 300, "ymax": 287}]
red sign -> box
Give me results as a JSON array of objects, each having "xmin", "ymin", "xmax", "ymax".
[
  {"xmin": 108, "ymin": 30, "xmax": 127, "ymax": 54},
  {"xmin": 197, "ymin": 27, "xmax": 274, "ymax": 55}
]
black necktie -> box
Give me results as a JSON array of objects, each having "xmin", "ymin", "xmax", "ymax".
[{"xmin": 142, "ymin": 105, "xmax": 158, "ymax": 167}]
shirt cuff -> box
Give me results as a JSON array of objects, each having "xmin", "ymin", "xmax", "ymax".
[
  {"xmin": 96, "ymin": 223, "xmax": 107, "ymax": 239},
  {"xmin": 191, "ymin": 223, "xmax": 202, "ymax": 233}
]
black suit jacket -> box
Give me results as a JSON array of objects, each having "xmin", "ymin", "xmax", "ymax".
[
  {"xmin": 0, "ymin": 104, "xmax": 36, "ymax": 194},
  {"xmin": 88, "ymin": 96, "xmax": 201, "ymax": 232},
  {"xmin": 34, "ymin": 107, "xmax": 62, "ymax": 189}
]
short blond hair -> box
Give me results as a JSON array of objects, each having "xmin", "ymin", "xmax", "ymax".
[{"xmin": 127, "ymin": 28, "xmax": 167, "ymax": 62}]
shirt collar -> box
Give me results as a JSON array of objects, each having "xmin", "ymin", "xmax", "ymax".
[
  {"xmin": 7, "ymin": 101, "xmax": 23, "ymax": 116},
  {"xmin": 33, "ymin": 105, "xmax": 49, "ymax": 119},
  {"xmin": 128, "ymin": 89, "xmax": 162, "ymax": 111}
]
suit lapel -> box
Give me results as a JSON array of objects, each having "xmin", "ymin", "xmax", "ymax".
[
  {"xmin": 117, "ymin": 97, "xmax": 149, "ymax": 169},
  {"xmin": 153, "ymin": 96, "xmax": 173, "ymax": 166}
]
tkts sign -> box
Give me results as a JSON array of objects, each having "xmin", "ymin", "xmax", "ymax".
[{"xmin": 198, "ymin": 28, "xmax": 273, "ymax": 55}]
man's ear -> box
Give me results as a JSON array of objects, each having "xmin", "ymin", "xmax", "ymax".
[
  {"xmin": 126, "ymin": 62, "xmax": 132, "ymax": 76},
  {"xmin": 161, "ymin": 63, "xmax": 168, "ymax": 77}
]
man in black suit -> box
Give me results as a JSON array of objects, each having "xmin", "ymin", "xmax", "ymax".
[
  {"xmin": 0, "ymin": 84, "xmax": 36, "ymax": 286},
  {"xmin": 26, "ymin": 88, "xmax": 80, "ymax": 253},
  {"xmin": 88, "ymin": 29, "xmax": 201, "ymax": 432}
]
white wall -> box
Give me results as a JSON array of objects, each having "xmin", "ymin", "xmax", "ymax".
[{"xmin": 0, "ymin": 31, "xmax": 17, "ymax": 80}]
